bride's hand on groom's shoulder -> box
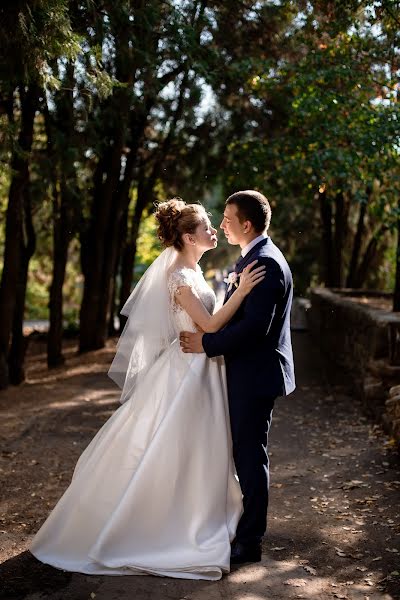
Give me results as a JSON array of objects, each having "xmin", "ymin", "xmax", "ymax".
[
  {"xmin": 179, "ymin": 331, "xmax": 204, "ymax": 354},
  {"xmin": 237, "ymin": 260, "xmax": 266, "ymax": 298}
]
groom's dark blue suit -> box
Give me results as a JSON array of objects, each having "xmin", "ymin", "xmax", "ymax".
[{"xmin": 202, "ymin": 236, "xmax": 295, "ymax": 545}]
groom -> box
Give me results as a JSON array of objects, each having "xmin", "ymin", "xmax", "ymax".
[{"xmin": 180, "ymin": 190, "xmax": 295, "ymax": 564}]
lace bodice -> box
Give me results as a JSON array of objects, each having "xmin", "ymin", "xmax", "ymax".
[{"xmin": 167, "ymin": 266, "xmax": 216, "ymax": 334}]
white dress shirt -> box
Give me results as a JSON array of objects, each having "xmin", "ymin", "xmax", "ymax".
[{"xmin": 241, "ymin": 232, "xmax": 268, "ymax": 257}]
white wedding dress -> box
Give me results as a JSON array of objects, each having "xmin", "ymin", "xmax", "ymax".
[{"xmin": 30, "ymin": 266, "xmax": 243, "ymax": 580}]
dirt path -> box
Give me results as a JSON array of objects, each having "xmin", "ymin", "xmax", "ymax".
[{"xmin": 0, "ymin": 333, "xmax": 399, "ymax": 600}]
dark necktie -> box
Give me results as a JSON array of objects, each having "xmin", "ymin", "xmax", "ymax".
[{"xmin": 235, "ymin": 254, "xmax": 245, "ymax": 272}]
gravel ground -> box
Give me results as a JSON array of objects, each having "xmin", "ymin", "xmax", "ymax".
[{"xmin": 0, "ymin": 332, "xmax": 399, "ymax": 600}]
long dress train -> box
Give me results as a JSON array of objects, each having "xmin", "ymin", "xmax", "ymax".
[{"xmin": 30, "ymin": 266, "xmax": 242, "ymax": 580}]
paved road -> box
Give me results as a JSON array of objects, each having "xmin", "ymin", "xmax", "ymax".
[{"xmin": 0, "ymin": 332, "xmax": 399, "ymax": 600}]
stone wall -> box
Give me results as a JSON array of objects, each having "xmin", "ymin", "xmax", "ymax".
[{"xmin": 309, "ymin": 288, "xmax": 400, "ymax": 446}]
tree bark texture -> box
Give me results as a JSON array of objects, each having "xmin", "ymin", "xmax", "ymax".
[
  {"xmin": 0, "ymin": 85, "xmax": 38, "ymax": 388},
  {"xmin": 8, "ymin": 188, "xmax": 36, "ymax": 384},
  {"xmin": 46, "ymin": 64, "xmax": 78, "ymax": 367},
  {"xmin": 346, "ymin": 198, "xmax": 367, "ymax": 288},
  {"xmin": 319, "ymin": 190, "xmax": 334, "ymax": 287}
]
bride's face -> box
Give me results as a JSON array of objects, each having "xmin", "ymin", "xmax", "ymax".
[{"xmin": 193, "ymin": 216, "xmax": 218, "ymax": 250}]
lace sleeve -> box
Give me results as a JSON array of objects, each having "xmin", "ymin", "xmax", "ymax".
[{"xmin": 168, "ymin": 268, "xmax": 199, "ymax": 311}]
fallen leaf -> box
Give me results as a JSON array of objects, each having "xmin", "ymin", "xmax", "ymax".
[
  {"xmin": 341, "ymin": 480, "xmax": 365, "ymax": 489},
  {"xmin": 303, "ymin": 565, "xmax": 317, "ymax": 575}
]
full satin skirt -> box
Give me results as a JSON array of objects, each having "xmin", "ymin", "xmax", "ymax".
[{"xmin": 30, "ymin": 341, "xmax": 243, "ymax": 580}]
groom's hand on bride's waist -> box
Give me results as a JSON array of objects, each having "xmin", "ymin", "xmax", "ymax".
[{"xmin": 179, "ymin": 331, "xmax": 204, "ymax": 353}]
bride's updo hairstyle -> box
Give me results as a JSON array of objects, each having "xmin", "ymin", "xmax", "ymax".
[{"xmin": 155, "ymin": 198, "xmax": 206, "ymax": 251}]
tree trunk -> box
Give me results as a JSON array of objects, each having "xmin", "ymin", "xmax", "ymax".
[
  {"xmin": 80, "ymin": 96, "xmax": 155, "ymax": 352},
  {"xmin": 8, "ymin": 191, "xmax": 36, "ymax": 384},
  {"xmin": 346, "ymin": 198, "xmax": 367, "ymax": 288},
  {"xmin": 47, "ymin": 192, "xmax": 71, "ymax": 367},
  {"xmin": 319, "ymin": 189, "xmax": 334, "ymax": 287},
  {"xmin": 79, "ymin": 146, "xmax": 122, "ymax": 351},
  {"xmin": 46, "ymin": 65, "xmax": 77, "ymax": 367},
  {"xmin": 332, "ymin": 191, "xmax": 348, "ymax": 288},
  {"xmin": 79, "ymin": 107, "xmax": 142, "ymax": 352},
  {"xmin": 354, "ymin": 224, "xmax": 388, "ymax": 288},
  {"xmin": 79, "ymin": 104, "xmax": 176, "ymax": 350},
  {"xmin": 79, "ymin": 11, "xmax": 138, "ymax": 353},
  {"xmin": 0, "ymin": 85, "xmax": 38, "ymax": 389},
  {"xmin": 393, "ymin": 207, "xmax": 400, "ymax": 312}
]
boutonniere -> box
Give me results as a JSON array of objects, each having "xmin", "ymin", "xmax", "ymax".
[{"xmin": 224, "ymin": 271, "xmax": 239, "ymax": 292}]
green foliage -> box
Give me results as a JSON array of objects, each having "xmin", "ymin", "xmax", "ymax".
[
  {"xmin": 25, "ymin": 255, "xmax": 52, "ymax": 320},
  {"xmin": 0, "ymin": 0, "xmax": 80, "ymax": 89},
  {"xmin": 223, "ymin": 1, "xmax": 400, "ymax": 291},
  {"xmin": 25, "ymin": 238, "xmax": 83, "ymax": 324},
  {"xmin": 135, "ymin": 213, "xmax": 163, "ymax": 276}
]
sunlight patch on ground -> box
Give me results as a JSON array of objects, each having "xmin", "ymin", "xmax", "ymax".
[{"xmin": 46, "ymin": 391, "xmax": 117, "ymax": 410}]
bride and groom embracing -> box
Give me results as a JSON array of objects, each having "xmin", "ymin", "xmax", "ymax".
[{"xmin": 30, "ymin": 190, "xmax": 295, "ymax": 580}]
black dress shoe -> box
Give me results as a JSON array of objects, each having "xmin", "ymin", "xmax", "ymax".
[{"xmin": 230, "ymin": 541, "xmax": 262, "ymax": 564}]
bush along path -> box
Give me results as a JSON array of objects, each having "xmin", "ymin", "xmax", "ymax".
[{"xmin": 0, "ymin": 333, "xmax": 399, "ymax": 600}]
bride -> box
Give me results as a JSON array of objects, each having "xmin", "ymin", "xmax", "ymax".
[{"xmin": 30, "ymin": 198, "xmax": 265, "ymax": 580}]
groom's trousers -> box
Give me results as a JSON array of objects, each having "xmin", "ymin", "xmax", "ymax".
[{"xmin": 229, "ymin": 393, "xmax": 276, "ymax": 546}]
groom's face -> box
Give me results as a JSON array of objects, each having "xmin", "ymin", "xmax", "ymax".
[{"xmin": 220, "ymin": 203, "xmax": 245, "ymax": 246}]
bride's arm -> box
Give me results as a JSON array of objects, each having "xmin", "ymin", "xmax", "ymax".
[{"xmin": 174, "ymin": 261, "xmax": 266, "ymax": 333}]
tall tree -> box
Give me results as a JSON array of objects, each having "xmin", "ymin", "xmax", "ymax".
[
  {"xmin": 0, "ymin": 0, "xmax": 78, "ymax": 387},
  {"xmin": 78, "ymin": 0, "xmax": 212, "ymax": 350},
  {"xmin": 45, "ymin": 61, "xmax": 81, "ymax": 367}
]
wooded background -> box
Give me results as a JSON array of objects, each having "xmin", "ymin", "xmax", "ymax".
[{"xmin": 0, "ymin": 0, "xmax": 399, "ymax": 389}]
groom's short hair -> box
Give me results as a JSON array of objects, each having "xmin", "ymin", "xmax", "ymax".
[{"xmin": 226, "ymin": 190, "xmax": 271, "ymax": 233}]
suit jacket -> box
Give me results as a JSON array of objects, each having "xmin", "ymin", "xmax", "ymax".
[{"xmin": 202, "ymin": 237, "xmax": 295, "ymax": 400}]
